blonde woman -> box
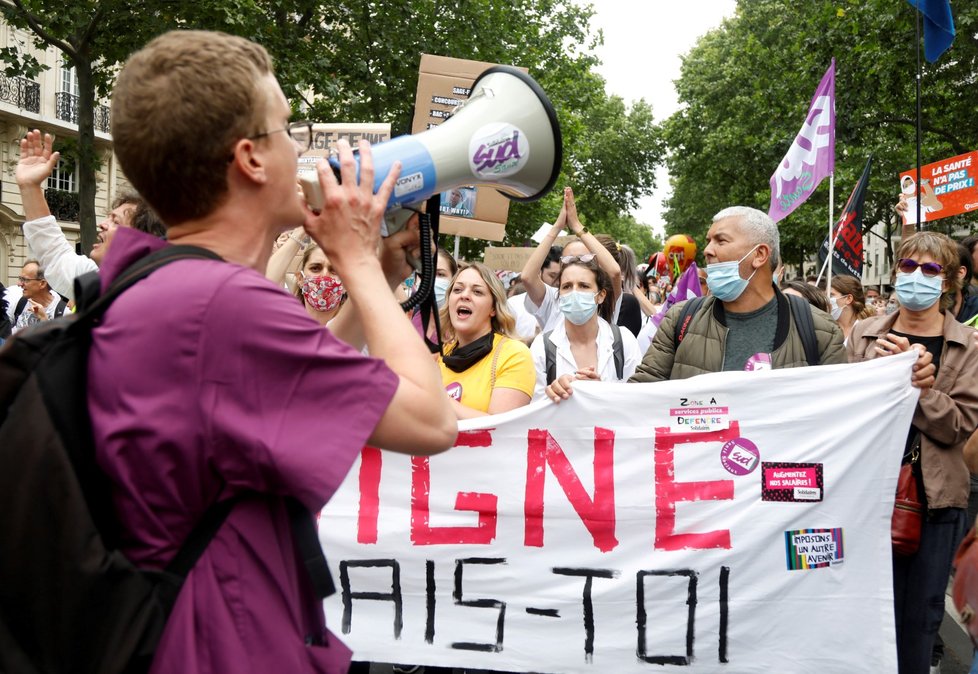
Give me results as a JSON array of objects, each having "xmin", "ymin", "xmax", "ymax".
[{"xmin": 438, "ymin": 262, "xmax": 535, "ymax": 419}]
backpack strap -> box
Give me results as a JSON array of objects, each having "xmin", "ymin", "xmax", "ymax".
[
  {"xmin": 285, "ymin": 497, "xmax": 336, "ymax": 599},
  {"xmin": 54, "ymin": 296, "xmax": 68, "ymax": 318},
  {"xmin": 13, "ymin": 295, "xmax": 27, "ymax": 321},
  {"xmin": 674, "ymin": 295, "xmax": 707, "ymax": 346},
  {"xmin": 544, "ymin": 330, "xmax": 557, "ymax": 385},
  {"xmin": 786, "ymin": 293, "xmax": 819, "ymax": 366},
  {"xmin": 610, "ymin": 322, "xmax": 624, "ymax": 380},
  {"xmin": 165, "ymin": 494, "xmax": 244, "ymax": 578}
]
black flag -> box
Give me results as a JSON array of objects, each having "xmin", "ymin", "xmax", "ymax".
[{"xmin": 818, "ymin": 157, "xmax": 872, "ymax": 278}]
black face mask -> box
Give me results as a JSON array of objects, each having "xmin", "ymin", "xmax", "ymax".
[{"xmin": 441, "ymin": 331, "xmax": 495, "ymax": 372}]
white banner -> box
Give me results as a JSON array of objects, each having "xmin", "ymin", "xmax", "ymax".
[{"xmin": 321, "ymin": 353, "xmax": 919, "ymax": 673}]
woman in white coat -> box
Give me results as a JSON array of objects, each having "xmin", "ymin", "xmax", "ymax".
[{"xmin": 530, "ymin": 257, "xmax": 642, "ymax": 400}]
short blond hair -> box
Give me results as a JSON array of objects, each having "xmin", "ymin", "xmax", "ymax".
[
  {"xmin": 111, "ymin": 30, "xmax": 273, "ymax": 226},
  {"xmin": 896, "ymin": 231, "xmax": 962, "ymax": 311},
  {"xmin": 440, "ymin": 262, "xmax": 517, "ymax": 343}
]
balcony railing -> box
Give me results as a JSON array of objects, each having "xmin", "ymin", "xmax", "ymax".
[
  {"xmin": 55, "ymin": 91, "xmax": 111, "ymax": 133},
  {"xmin": 0, "ymin": 74, "xmax": 39, "ymax": 112},
  {"xmin": 45, "ymin": 188, "xmax": 79, "ymax": 222}
]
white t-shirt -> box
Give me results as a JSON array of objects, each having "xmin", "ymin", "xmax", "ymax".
[
  {"xmin": 529, "ymin": 317, "xmax": 641, "ymax": 400},
  {"xmin": 12, "ymin": 293, "xmax": 64, "ymax": 333},
  {"xmin": 507, "ymin": 292, "xmax": 539, "ymax": 341}
]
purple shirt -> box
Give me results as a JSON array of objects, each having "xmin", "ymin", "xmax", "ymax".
[{"xmin": 88, "ymin": 229, "xmax": 398, "ymax": 673}]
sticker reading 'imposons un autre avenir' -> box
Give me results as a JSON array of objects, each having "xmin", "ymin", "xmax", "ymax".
[{"xmin": 784, "ymin": 528, "xmax": 844, "ymax": 570}]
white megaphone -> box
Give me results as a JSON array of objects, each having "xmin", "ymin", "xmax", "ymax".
[{"xmin": 299, "ymin": 65, "xmax": 562, "ymax": 232}]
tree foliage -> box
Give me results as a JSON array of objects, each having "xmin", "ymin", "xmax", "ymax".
[
  {"xmin": 663, "ymin": 0, "xmax": 978, "ymax": 270},
  {"xmin": 0, "ymin": 0, "xmax": 666, "ymax": 263}
]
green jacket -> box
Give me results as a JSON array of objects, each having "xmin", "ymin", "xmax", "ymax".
[{"xmin": 629, "ymin": 288, "xmax": 846, "ymax": 382}]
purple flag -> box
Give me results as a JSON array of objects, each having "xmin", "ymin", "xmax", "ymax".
[
  {"xmin": 651, "ymin": 263, "xmax": 702, "ymax": 329},
  {"xmin": 768, "ymin": 59, "xmax": 836, "ymax": 223}
]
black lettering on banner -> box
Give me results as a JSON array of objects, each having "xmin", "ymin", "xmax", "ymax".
[
  {"xmin": 425, "ymin": 560, "xmax": 436, "ymax": 644},
  {"xmin": 636, "ymin": 569, "xmax": 697, "ymax": 666},
  {"xmin": 552, "ymin": 567, "xmax": 620, "ymax": 663},
  {"xmin": 339, "ymin": 559, "xmax": 403, "ymax": 639},
  {"xmin": 719, "ymin": 566, "xmax": 730, "ymax": 664},
  {"xmin": 451, "ymin": 558, "xmax": 507, "ymax": 653},
  {"xmin": 526, "ymin": 607, "xmax": 560, "ymax": 618}
]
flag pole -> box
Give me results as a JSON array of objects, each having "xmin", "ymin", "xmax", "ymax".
[
  {"xmin": 825, "ymin": 172, "xmax": 834, "ymax": 294},
  {"xmin": 914, "ymin": 4, "xmax": 923, "ymax": 231}
]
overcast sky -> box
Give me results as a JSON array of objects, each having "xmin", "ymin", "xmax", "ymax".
[{"xmin": 587, "ymin": 0, "xmax": 737, "ymax": 234}]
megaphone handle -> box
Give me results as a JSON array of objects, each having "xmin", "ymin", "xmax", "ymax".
[{"xmin": 399, "ymin": 195, "xmax": 444, "ymax": 354}]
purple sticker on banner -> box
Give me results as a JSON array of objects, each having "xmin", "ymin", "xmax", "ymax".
[{"xmin": 720, "ymin": 437, "xmax": 759, "ymax": 476}]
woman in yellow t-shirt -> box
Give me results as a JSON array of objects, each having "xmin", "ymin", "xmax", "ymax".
[{"xmin": 438, "ymin": 262, "xmax": 535, "ymax": 418}]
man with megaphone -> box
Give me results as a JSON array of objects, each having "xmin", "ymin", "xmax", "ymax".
[{"xmin": 86, "ymin": 30, "xmax": 458, "ymax": 674}]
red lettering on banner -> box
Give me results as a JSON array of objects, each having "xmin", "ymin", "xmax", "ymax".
[
  {"xmin": 654, "ymin": 423, "xmax": 737, "ymax": 551},
  {"xmin": 456, "ymin": 429, "xmax": 495, "ymax": 447},
  {"xmin": 411, "ymin": 451, "xmax": 498, "ymax": 545},
  {"xmin": 357, "ymin": 446, "xmax": 383, "ymax": 543},
  {"xmin": 357, "ymin": 431, "xmax": 496, "ymax": 545},
  {"xmin": 524, "ymin": 428, "xmax": 618, "ymax": 552}
]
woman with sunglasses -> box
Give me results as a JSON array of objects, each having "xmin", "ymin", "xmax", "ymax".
[
  {"xmin": 531, "ymin": 257, "xmax": 641, "ymax": 400},
  {"xmin": 438, "ymin": 262, "xmax": 535, "ymax": 419},
  {"xmin": 848, "ymin": 231, "xmax": 978, "ymax": 674}
]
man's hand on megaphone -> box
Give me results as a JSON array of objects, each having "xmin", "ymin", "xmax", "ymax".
[
  {"xmin": 380, "ymin": 212, "xmax": 424, "ymax": 290},
  {"xmin": 304, "ymin": 139, "xmax": 401, "ymax": 279}
]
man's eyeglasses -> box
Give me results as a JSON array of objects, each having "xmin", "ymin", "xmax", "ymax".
[
  {"xmin": 897, "ymin": 258, "xmax": 943, "ymax": 277},
  {"xmin": 560, "ymin": 254, "xmax": 597, "ymax": 264},
  {"xmin": 17, "ymin": 276, "xmax": 40, "ymax": 283},
  {"xmin": 248, "ymin": 121, "xmax": 314, "ymax": 154}
]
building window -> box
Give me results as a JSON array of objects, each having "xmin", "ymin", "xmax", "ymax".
[
  {"xmin": 60, "ymin": 63, "xmax": 79, "ymax": 97},
  {"xmin": 49, "ymin": 158, "xmax": 76, "ymax": 193}
]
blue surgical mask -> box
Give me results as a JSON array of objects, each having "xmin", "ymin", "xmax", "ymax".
[
  {"xmin": 559, "ymin": 291, "xmax": 598, "ymax": 325},
  {"xmin": 894, "ymin": 269, "xmax": 943, "ymax": 311},
  {"xmin": 706, "ymin": 244, "xmax": 760, "ymax": 302},
  {"xmin": 433, "ymin": 277, "xmax": 450, "ymax": 308}
]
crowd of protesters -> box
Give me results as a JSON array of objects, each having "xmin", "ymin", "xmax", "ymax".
[{"xmin": 3, "ymin": 28, "xmax": 978, "ymax": 674}]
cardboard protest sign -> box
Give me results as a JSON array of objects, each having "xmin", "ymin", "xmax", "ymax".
[
  {"xmin": 321, "ymin": 353, "xmax": 919, "ymax": 672},
  {"xmin": 899, "ymin": 150, "xmax": 978, "ymax": 226},
  {"xmin": 482, "ymin": 246, "xmax": 534, "ymax": 272},
  {"xmin": 411, "ymin": 55, "xmax": 528, "ymax": 242},
  {"xmin": 287, "ymin": 123, "xmax": 392, "ymax": 280}
]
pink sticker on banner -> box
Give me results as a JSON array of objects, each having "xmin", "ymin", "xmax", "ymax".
[
  {"xmin": 445, "ymin": 382, "xmax": 463, "ymax": 402},
  {"xmin": 762, "ymin": 462, "xmax": 823, "ymax": 502},
  {"xmin": 719, "ymin": 437, "xmax": 759, "ymax": 476}
]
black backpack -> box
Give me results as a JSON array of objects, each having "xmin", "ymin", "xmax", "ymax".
[
  {"xmin": 543, "ymin": 322, "xmax": 625, "ymax": 384},
  {"xmin": 0, "ymin": 246, "xmax": 334, "ymax": 674},
  {"xmin": 673, "ymin": 293, "xmax": 820, "ymax": 366}
]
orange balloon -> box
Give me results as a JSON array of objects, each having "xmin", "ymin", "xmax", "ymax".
[{"xmin": 663, "ymin": 234, "xmax": 697, "ymax": 275}]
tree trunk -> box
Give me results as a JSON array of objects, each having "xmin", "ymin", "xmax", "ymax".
[{"xmin": 74, "ymin": 52, "xmax": 98, "ymax": 255}]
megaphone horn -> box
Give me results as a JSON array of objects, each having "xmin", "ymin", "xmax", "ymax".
[{"xmin": 300, "ymin": 65, "xmax": 562, "ymax": 225}]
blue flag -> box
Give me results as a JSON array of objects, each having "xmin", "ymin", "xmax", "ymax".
[{"xmin": 907, "ymin": 0, "xmax": 956, "ymax": 62}]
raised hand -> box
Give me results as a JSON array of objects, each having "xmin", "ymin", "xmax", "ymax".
[{"xmin": 17, "ymin": 130, "xmax": 59, "ymax": 188}]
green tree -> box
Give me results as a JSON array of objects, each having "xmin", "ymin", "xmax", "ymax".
[
  {"xmin": 663, "ymin": 0, "xmax": 978, "ymax": 270},
  {"xmin": 0, "ymin": 0, "xmax": 332, "ymax": 251},
  {"xmin": 0, "ymin": 0, "xmax": 665, "ymax": 261}
]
